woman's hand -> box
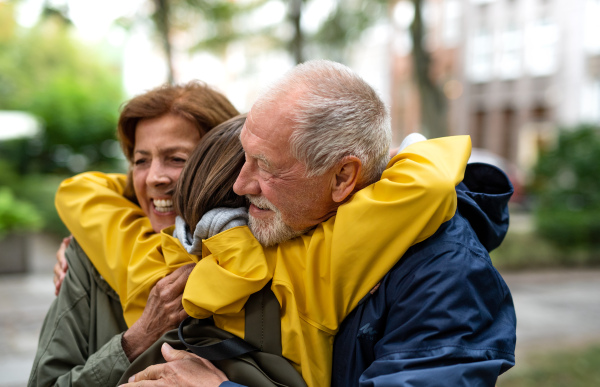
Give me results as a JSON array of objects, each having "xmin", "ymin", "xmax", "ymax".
[
  {"xmin": 53, "ymin": 236, "xmax": 72, "ymax": 295},
  {"xmin": 122, "ymin": 263, "xmax": 195, "ymax": 362}
]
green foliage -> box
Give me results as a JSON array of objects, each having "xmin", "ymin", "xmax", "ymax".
[
  {"xmin": 310, "ymin": 0, "xmax": 389, "ymax": 62},
  {"xmin": 497, "ymin": 344, "xmax": 600, "ymax": 387},
  {"xmin": 0, "ymin": 8, "xmax": 125, "ymax": 173},
  {"xmin": 0, "ymin": 5, "xmax": 121, "ymax": 234},
  {"xmin": 189, "ymin": 0, "xmax": 276, "ymax": 55},
  {"xmin": 0, "ymin": 187, "xmax": 43, "ymax": 238},
  {"xmin": 530, "ymin": 125, "xmax": 600, "ymax": 249},
  {"xmin": 0, "ymin": 159, "xmax": 68, "ymax": 237}
]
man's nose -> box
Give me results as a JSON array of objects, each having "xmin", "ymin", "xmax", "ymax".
[
  {"xmin": 147, "ymin": 160, "xmax": 170, "ymax": 186},
  {"xmin": 233, "ymin": 161, "xmax": 260, "ymax": 196}
]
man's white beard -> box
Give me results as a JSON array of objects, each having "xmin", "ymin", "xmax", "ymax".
[{"xmin": 246, "ymin": 195, "xmax": 304, "ymax": 246}]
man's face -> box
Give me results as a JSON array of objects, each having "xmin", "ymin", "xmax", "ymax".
[
  {"xmin": 233, "ymin": 106, "xmax": 337, "ymax": 246},
  {"xmin": 132, "ymin": 114, "xmax": 200, "ymax": 233}
]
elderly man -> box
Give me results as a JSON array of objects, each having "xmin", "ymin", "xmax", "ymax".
[{"xmin": 125, "ymin": 60, "xmax": 516, "ymax": 387}]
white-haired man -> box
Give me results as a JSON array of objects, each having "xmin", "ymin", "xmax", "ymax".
[
  {"xmin": 124, "ymin": 60, "xmax": 516, "ymax": 387},
  {"xmin": 235, "ymin": 60, "xmax": 392, "ymax": 246}
]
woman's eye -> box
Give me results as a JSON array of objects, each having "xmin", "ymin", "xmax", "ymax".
[{"xmin": 134, "ymin": 158, "xmax": 146, "ymax": 166}]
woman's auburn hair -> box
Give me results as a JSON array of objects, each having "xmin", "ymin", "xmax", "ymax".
[
  {"xmin": 117, "ymin": 81, "xmax": 239, "ymax": 203},
  {"xmin": 174, "ymin": 114, "xmax": 247, "ymax": 233}
]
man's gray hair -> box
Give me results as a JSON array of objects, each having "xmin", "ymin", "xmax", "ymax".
[{"xmin": 255, "ymin": 59, "xmax": 392, "ymax": 186}]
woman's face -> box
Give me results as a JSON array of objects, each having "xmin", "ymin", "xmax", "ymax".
[{"xmin": 132, "ymin": 113, "xmax": 201, "ymax": 233}]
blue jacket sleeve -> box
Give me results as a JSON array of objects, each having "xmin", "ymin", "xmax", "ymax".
[{"xmin": 356, "ymin": 237, "xmax": 516, "ymax": 387}]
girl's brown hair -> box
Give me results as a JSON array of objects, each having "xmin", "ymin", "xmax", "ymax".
[
  {"xmin": 117, "ymin": 81, "xmax": 239, "ymax": 202},
  {"xmin": 174, "ymin": 114, "xmax": 247, "ymax": 233}
]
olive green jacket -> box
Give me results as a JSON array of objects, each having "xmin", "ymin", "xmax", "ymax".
[{"xmin": 28, "ymin": 239, "xmax": 130, "ymax": 386}]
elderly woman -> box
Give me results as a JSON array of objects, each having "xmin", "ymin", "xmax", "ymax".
[{"xmin": 28, "ymin": 81, "xmax": 238, "ymax": 387}]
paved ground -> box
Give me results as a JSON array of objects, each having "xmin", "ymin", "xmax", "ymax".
[
  {"xmin": 0, "ymin": 233, "xmax": 58, "ymax": 387},
  {"xmin": 1, "ymin": 232, "xmax": 600, "ymax": 386},
  {"xmin": 504, "ymin": 269, "xmax": 600, "ymax": 360}
]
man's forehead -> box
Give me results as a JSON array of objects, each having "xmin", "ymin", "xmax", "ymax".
[
  {"xmin": 239, "ymin": 110, "xmax": 272, "ymax": 156},
  {"xmin": 240, "ymin": 106, "xmax": 300, "ymax": 169},
  {"xmin": 243, "ymin": 106, "xmax": 292, "ymax": 142},
  {"xmin": 240, "ymin": 109, "xmax": 257, "ymax": 140}
]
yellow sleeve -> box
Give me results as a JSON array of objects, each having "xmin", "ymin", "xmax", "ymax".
[
  {"xmin": 182, "ymin": 226, "xmax": 275, "ymax": 319},
  {"xmin": 55, "ymin": 171, "xmax": 167, "ymax": 327},
  {"xmin": 290, "ymin": 135, "xmax": 472, "ymax": 332}
]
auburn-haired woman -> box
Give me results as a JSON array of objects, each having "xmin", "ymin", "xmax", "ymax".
[{"xmin": 29, "ymin": 81, "xmax": 238, "ymax": 387}]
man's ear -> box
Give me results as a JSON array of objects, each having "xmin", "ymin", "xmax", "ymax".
[{"xmin": 331, "ymin": 156, "xmax": 361, "ymax": 203}]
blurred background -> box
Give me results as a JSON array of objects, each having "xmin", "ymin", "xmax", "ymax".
[{"xmin": 1, "ymin": 0, "xmax": 599, "ymax": 386}]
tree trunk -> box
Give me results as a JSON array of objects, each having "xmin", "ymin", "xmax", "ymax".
[
  {"xmin": 288, "ymin": 0, "xmax": 304, "ymax": 64},
  {"xmin": 409, "ymin": 0, "xmax": 447, "ymax": 138},
  {"xmin": 152, "ymin": 0, "xmax": 175, "ymax": 84}
]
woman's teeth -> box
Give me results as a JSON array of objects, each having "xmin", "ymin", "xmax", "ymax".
[{"xmin": 154, "ymin": 199, "xmax": 173, "ymax": 213}]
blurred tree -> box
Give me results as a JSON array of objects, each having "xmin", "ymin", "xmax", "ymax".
[
  {"xmin": 0, "ymin": 1, "xmax": 18, "ymax": 42},
  {"xmin": 409, "ymin": 0, "xmax": 446, "ymax": 138},
  {"xmin": 116, "ymin": 0, "xmax": 270, "ymax": 84},
  {"xmin": 185, "ymin": 0, "xmax": 273, "ymax": 55},
  {"xmin": 531, "ymin": 125, "xmax": 600, "ymax": 249},
  {"xmin": 288, "ymin": 0, "xmax": 304, "ymax": 63},
  {"xmin": 0, "ymin": 3, "xmax": 125, "ymax": 174},
  {"xmin": 0, "ymin": 186, "xmax": 44, "ymax": 238},
  {"xmin": 306, "ymin": 0, "xmax": 448, "ymax": 137},
  {"xmin": 147, "ymin": 0, "xmax": 391, "ymax": 68},
  {"xmin": 309, "ymin": 0, "xmax": 389, "ymax": 63},
  {"xmin": 151, "ymin": 0, "xmax": 176, "ymax": 84}
]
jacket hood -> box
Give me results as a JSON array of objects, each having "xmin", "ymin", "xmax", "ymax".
[{"xmin": 457, "ymin": 162, "xmax": 514, "ymax": 252}]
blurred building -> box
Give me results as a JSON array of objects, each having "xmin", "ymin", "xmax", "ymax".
[{"xmin": 389, "ymin": 0, "xmax": 600, "ymax": 173}]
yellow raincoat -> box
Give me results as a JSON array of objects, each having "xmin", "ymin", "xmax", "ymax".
[{"xmin": 55, "ymin": 136, "xmax": 472, "ymax": 387}]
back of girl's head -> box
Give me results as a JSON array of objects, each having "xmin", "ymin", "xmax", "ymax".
[{"xmin": 174, "ymin": 114, "xmax": 247, "ymax": 233}]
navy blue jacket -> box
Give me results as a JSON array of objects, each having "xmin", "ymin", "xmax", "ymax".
[
  {"xmin": 222, "ymin": 163, "xmax": 516, "ymax": 387},
  {"xmin": 331, "ymin": 163, "xmax": 516, "ymax": 387}
]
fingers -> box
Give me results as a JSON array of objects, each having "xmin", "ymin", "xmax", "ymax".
[
  {"xmin": 161, "ymin": 342, "xmax": 193, "ymax": 362},
  {"xmin": 128, "ymin": 363, "xmax": 167, "ymax": 383},
  {"xmin": 53, "ymin": 261, "xmax": 62, "ymax": 280},
  {"xmin": 53, "ymin": 262, "xmax": 63, "ymax": 295},
  {"xmin": 167, "ymin": 293, "xmax": 187, "ymax": 327},
  {"xmin": 177, "ymin": 303, "xmax": 190, "ymax": 323},
  {"xmin": 165, "ymin": 263, "xmax": 194, "ymax": 287},
  {"xmin": 161, "ymin": 343, "xmax": 228, "ymax": 382},
  {"xmin": 56, "ymin": 236, "xmax": 71, "ymax": 269},
  {"xmin": 54, "ymin": 275, "xmax": 63, "ymax": 296},
  {"xmin": 53, "ymin": 236, "xmax": 71, "ymax": 295},
  {"xmin": 154, "ymin": 264, "xmax": 194, "ymax": 301},
  {"xmin": 122, "ymin": 344, "xmax": 228, "ymax": 387},
  {"xmin": 120, "ymin": 381, "xmax": 158, "ymax": 387},
  {"xmin": 171, "ymin": 263, "xmax": 194, "ymax": 292}
]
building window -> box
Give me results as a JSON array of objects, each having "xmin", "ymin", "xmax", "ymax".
[
  {"xmin": 501, "ymin": 108, "xmax": 516, "ymax": 160},
  {"xmin": 469, "ymin": 28, "xmax": 494, "ymax": 82},
  {"xmin": 531, "ymin": 104, "xmax": 550, "ymax": 122},
  {"xmin": 584, "ymin": 0, "xmax": 600, "ymax": 54},
  {"xmin": 580, "ymin": 78, "xmax": 600, "ymax": 123},
  {"xmin": 499, "ymin": 24, "xmax": 522, "ymax": 79},
  {"xmin": 526, "ymin": 18, "xmax": 558, "ymax": 76},
  {"xmin": 442, "ymin": 0, "xmax": 462, "ymax": 47},
  {"xmin": 472, "ymin": 109, "xmax": 487, "ymax": 148}
]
